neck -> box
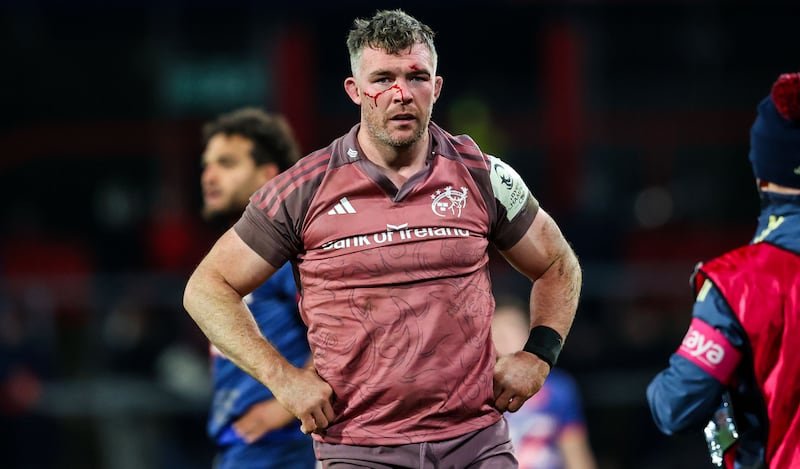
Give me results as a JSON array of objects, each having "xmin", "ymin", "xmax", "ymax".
[
  {"xmin": 358, "ymin": 130, "xmax": 430, "ymax": 186},
  {"xmin": 760, "ymin": 180, "xmax": 800, "ymax": 195},
  {"xmin": 204, "ymin": 211, "xmax": 244, "ymax": 234}
]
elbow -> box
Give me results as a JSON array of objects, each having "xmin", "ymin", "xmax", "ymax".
[
  {"xmin": 647, "ymin": 387, "xmax": 681, "ymax": 435},
  {"xmin": 650, "ymin": 408, "xmax": 699, "ymax": 436},
  {"xmin": 648, "ymin": 405, "xmax": 685, "ymax": 436},
  {"xmin": 559, "ymin": 247, "xmax": 582, "ymax": 294},
  {"xmin": 182, "ymin": 273, "xmax": 200, "ymax": 315},
  {"xmin": 550, "ymin": 242, "xmax": 581, "ymax": 282},
  {"xmin": 567, "ymin": 248, "xmax": 582, "ymax": 283},
  {"xmin": 646, "ymin": 381, "xmax": 706, "ymax": 436}
]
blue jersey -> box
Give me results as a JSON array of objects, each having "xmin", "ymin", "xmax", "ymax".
[
  {"xmin": 505, "ymin": 369, "xmax": 588, "ymax": 469},
  {"xmin": 207, "ymin": 262, "xmax": 315, "ymax": 468},
  {"xmin": 647, "ymin": 192, "xmax": 800, "ymax": 468}
]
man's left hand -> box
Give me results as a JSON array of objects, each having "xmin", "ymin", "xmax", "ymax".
[{"xmin": 492, "ymin": 351, "xmax": 550, "ymax": 412}]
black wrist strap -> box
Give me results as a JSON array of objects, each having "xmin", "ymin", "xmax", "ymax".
[{"xmin": 523, "ymin": 326, "xmax": 563, "ymax": 368}]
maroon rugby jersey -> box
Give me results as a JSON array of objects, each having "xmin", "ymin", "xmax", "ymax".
[{"xmin": 234, "ymin": 122, "xmax": 538, "ymax": 445}]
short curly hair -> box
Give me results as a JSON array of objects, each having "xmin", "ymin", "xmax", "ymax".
[
  {"xmin": 202, "ymin": 108, "xmax": 300, "ymax": 171},
  {"xmin": 346, "ymin": 9, "xmax": 437, "ymax": 76}
]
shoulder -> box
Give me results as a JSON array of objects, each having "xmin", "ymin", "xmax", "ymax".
[
  {"xmin": 429, "ymin": 123, "xmax": 528, "ymax": 195},
  {"xmin": 429, "ymin": 123, "xmax": 490, "ymax": 170},
  {"xmin": 700, "ymin": 242, "xmax": 797, "ymax": 285},
  {"xmin": 251, "ymin": 143, "xmax": 343, "ymax": 219},
  {"xmin": 279, "ymin": 147, "xmax": 335, "ymax": 187}
]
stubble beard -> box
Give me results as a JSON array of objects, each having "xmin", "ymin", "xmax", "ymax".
[
  {"xmin": 365, "ymin": 110, "xmax": 429, "ymax": 149},
  {"xmin": 201, "ymin": 204, "xmax": 229, "ymax": 223},
  {"xmin": 202, "ymin": 197, "xmax": 246, "ymax": 224}
]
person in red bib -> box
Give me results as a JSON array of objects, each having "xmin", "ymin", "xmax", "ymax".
[{"xmin": 646, "ymin": 72, "xmax": 800, "ymax": 469}]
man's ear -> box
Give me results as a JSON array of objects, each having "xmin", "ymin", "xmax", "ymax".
[
  {"xmin": 344, "ymin": 77, "xmax": 362, "ymax": 105},
  {"xmin": 433, "ymin": 75, "xmax": 444, "ymax": 103}
]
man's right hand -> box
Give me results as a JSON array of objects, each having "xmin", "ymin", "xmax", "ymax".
[{"xmin": 275, "ymin": 367, "xmax": 335, "ymax": 435}]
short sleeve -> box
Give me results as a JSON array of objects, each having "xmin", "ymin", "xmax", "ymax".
[
  {"xmin": 234, "ymin": 191, "xmax": 303, "ymax": 268},
  {"xmin": 486, "ymin": 155, "xmax": 539, "ymax": 250}
]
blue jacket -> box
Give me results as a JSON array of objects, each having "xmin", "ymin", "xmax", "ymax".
[{"xmin": 646, "ymin": 192, "xmax": 800, "ymax": 468}]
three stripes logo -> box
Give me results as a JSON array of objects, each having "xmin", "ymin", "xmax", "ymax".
[{"xmin": 327, "ymin": 197, "xmax": 357, "ymax": 215}]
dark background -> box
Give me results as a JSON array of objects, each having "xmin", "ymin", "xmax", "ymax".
[{"xmin": 1, "ymin": 1, "xmax": 796, "ymax": 468}]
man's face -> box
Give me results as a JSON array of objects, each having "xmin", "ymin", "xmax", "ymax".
[
  {"xmin": 345, "ymin": 43, "xmax": 443, "ymax": 148},
  {"xmin": 201, "ymin": 133, "xmax": 270, "ymax": 220}
]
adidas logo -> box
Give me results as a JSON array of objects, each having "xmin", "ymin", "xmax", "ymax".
[{"xmin": 327, "ymin": 197, "xmax": 357, "ymax": 215}]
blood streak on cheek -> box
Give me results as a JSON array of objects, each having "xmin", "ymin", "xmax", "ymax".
[
  {"xmin": 362, "ymin": 90, "xmax": 384, "ymax": 106},
  {"xmin": 363, "ymin": 84, "xmax": 405, "ymax": 106}
]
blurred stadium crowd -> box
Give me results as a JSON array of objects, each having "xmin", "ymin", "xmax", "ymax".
[{"xmin": 1, "ymin": 1, "xmax": 797, "ymax": 468}]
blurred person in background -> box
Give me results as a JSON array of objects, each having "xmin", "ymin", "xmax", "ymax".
[
  {"xmin": 199, "ymin": 108, "xmax": 315, "ymax": 469},
  {"xmin": 184, "ymin": 9, "xmax": 581, "ymax": 468},
  {"xmin": 646, "ymin": 72, "xmax": 800, "ymax": 468},
  {"xmin": 0, "ymin": 295, "xmax": 56, "ymax": 469},
  {"xmin": 492, "ymin": 296, "xmax": 597, "ymax": 469}
]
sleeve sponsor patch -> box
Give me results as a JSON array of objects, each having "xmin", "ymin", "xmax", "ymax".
[
  {"xmin": 488, "ymin": 155, "xmax": 531, "ymax": 221},
  {"xmin": 676, "ymin": 318, "xmax": 742, "ymax": 384}
]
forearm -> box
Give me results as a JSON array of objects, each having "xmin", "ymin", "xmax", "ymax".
[
  {"xmin": 529, "ymin": 246, "xmax": 581, "ymax": 339},
  {"xmin": 646, "ymin": 354, "xmax": 726, "ymax": 434},
  {"xmin": 560, "ymin": 427, "xmax": 598, "ymax": 469},
  {"xmin": 183, "ymin": 264, "xmax": 294, "ymax": 389}
]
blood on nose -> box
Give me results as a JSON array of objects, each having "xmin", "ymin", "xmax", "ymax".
[{"xmin": 390, "ymin": 84, "xmax": 408, "ymax": 102}]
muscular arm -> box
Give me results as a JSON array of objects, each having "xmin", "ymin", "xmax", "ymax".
[
  {"xmin": 493, "ymin": 209, "xmax": 582, "ymax": 412},
  {"xmin": 183, "ymin": 228, "xmax": 334, "ymax": 434},
  {"xmin": 502, "ymin": 208, "xmax": 581, "ymax": 338},
  {"xmin": 184, "ymin": 229, "xmax": 284, "ymax": 382}
]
